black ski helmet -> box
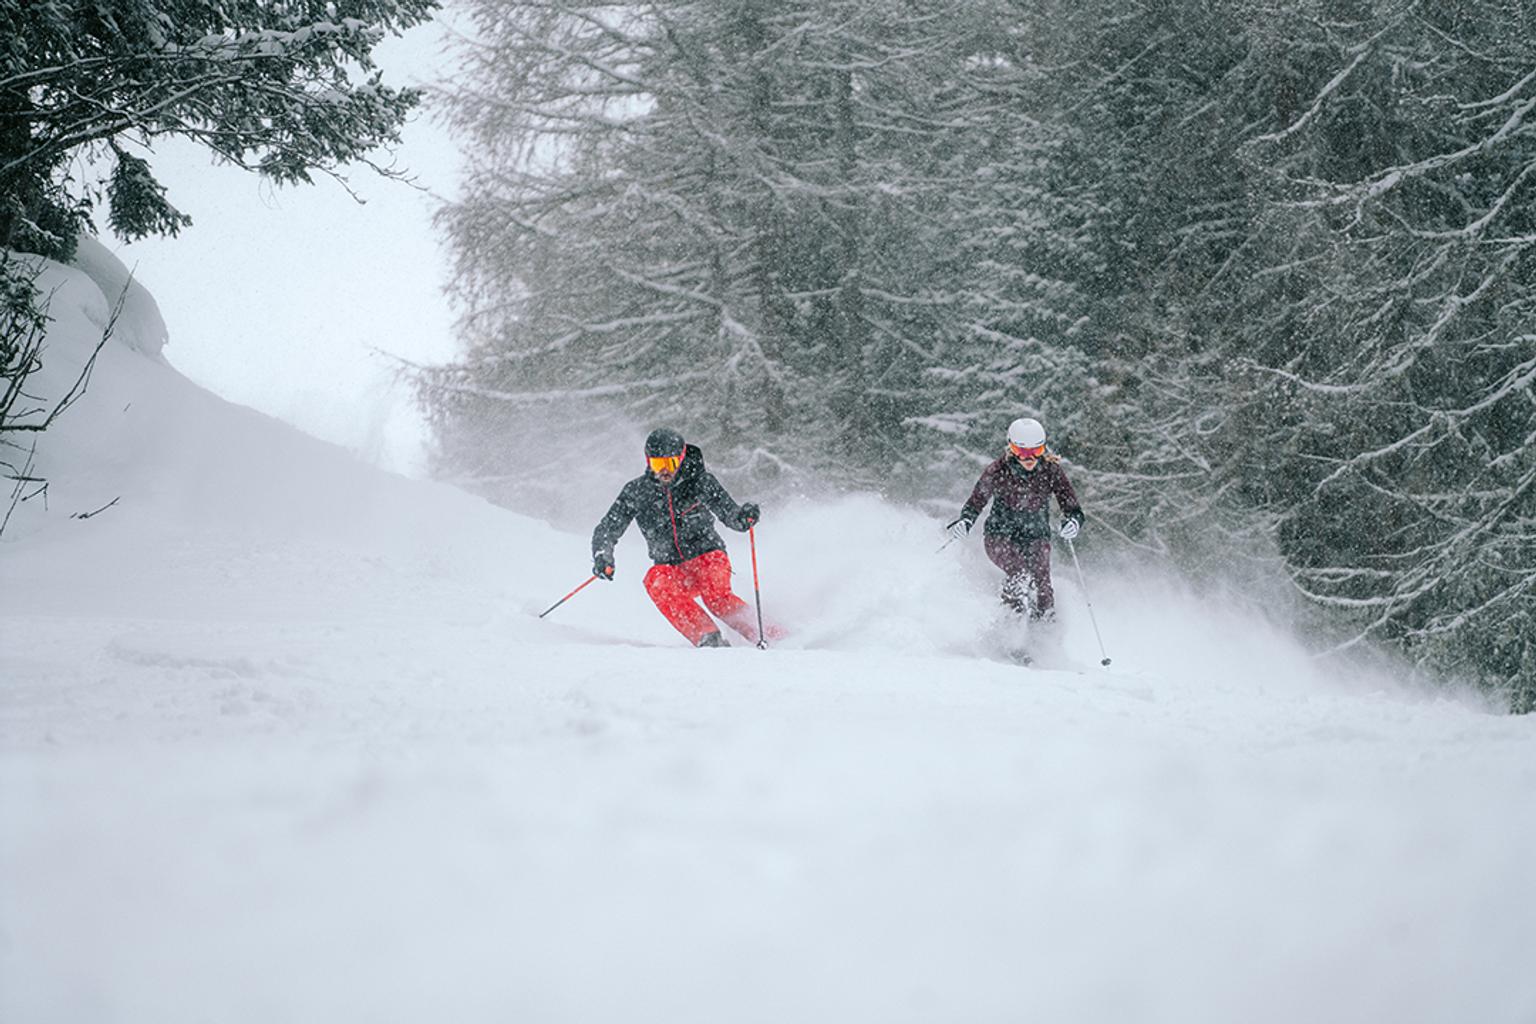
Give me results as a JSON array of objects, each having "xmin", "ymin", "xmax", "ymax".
[{"xmin": 644, "ymin": 427, "xmax": 684, "ymax": 458}]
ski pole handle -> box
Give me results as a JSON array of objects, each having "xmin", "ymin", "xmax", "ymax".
[{"xmin": 538, "ymin": 574, "xmax": 600, "ymax": 619}]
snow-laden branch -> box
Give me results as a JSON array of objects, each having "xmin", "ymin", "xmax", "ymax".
[
  {"xmin": 1335, "ymin": 92, "xmax": 1536, "ymax": 206},
  {"xmin": 1252, "ymin": 48, "xmax": 1375, "ymax": 146}
]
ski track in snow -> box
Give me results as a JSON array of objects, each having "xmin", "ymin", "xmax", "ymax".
[{"xmin": 3, "ymin": 255, "xmax": 1536, "ymax": 1024}]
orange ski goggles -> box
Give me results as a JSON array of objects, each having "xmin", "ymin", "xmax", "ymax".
[
  {"xmin": 647, "ymin": 453, "xmax": 684, "ymax": 475},
  {"xmin": 1009, "ymin": 442, "xmax": 1046, "ymax": 460}
]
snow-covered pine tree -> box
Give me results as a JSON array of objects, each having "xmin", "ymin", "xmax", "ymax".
[
  {"xmin": 1227, "ymin": 0, "xmax": 1536, "ymax": 702},
  {"xmin": 890, "ymin": 4, "xmax": 1103, "ymax": 498},
  {"xmin": 1052, "ymin": 0, "xmax": 1535, "ymax": 703},
  {"xmin": 429, "ymin": 0, "xmax": 1095, "ymax": 507},
  {"xmin": 431, "ymin": 1, "xmax": 816, "ymax": 514},
  {"xmin": 0, "ymin": 0, "xmax": 437, "ymax": 260},
  {"xmin": 981, "ymin": 0, "xmax": 1271, "ymax": 558}
]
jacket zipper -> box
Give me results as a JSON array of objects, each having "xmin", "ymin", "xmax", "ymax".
[{"xmin": 666, "ymin": 487, "xmax": 684, "ymax": 560}]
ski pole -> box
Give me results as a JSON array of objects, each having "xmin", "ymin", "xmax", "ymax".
[
  {"xmin": 538, "ymin": 574, "xmax": 600, "ymax": 619},
  {"xmin": 1065, "ymin": 537, "xmax": 1112, "ymax": 666},
  {"xmin": 748, "ymin": 526, "xmax": 768, "ymax": 649}
]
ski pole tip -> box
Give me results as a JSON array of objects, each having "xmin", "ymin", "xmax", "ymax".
[{"xmin": 1101, "ymin": 657, "xmax": 1112, "ymax": 666}]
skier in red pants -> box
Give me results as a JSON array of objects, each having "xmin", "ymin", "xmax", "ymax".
[
  {"xmin": 592, "ymin": 428, "xmax": 777, "ymax": 648},
  {"xmin": 946, "ymin": 417, "xmax": 1085, "ymax": 623}
]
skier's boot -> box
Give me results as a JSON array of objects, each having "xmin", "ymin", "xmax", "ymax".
[
  {"xmin": 1025, "ymin": 609, "xmax": 1065, "ymax": 668},
  {"xmin": 995, "ymin": 617, "xmax": 1034, "ymax": 667},
  {"xmin": 696, "ymin": 631, "xmax": 730, "ymax": 648}
]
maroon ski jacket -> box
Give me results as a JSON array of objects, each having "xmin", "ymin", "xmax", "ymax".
[{"xmin": 959, "ymin": 454, "xmax": 1084, "ymax": 544}]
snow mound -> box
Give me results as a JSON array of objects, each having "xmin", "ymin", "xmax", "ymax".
[{"xmin": 65, "ymin": 236, "xmax": 170, "ymax": 359}]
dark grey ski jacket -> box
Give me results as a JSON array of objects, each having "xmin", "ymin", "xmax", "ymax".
[{"xmin": 593, "ymin": 444, "xmax": 754, "ymax": 566}]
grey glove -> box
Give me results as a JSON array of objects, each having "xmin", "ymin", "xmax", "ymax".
[
  {"xmin": 1059, "ymin": 518, "xmax": 1080, "ymax": 541},
  {"xmin": 945, "ymin": 517, "xmax": 971, "ymax": 540},
  {"xmin": 593, "ymin": 553, "xmax": 615, "ymax": 580}
]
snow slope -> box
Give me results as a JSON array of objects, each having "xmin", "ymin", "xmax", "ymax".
[{"xmin": 3, "ymin": 252, "xmax": 1534, "ymax": 1024}]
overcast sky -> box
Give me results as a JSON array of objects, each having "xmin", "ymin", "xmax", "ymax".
[{"xmin": 114, "ymin": 15, "xmax": 465, "ymax": 476}]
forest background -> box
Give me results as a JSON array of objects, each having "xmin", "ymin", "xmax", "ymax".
[{"xmin": 428, "ymin": 0, "xmax": 1536, "ymax": 708}]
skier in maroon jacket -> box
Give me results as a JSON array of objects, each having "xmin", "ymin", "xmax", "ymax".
[
  {"xmin": 946, "ymin": 417, "xmax": 1085, "ymax": 621},
  {"xmin": 592, "ymin": 427, "xmax": 778, "ymax": 648}
]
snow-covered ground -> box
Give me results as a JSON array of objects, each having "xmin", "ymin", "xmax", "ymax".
[{"xmin": 3, "ymin": 250, "xmax": 1534, "ymax": 1024}]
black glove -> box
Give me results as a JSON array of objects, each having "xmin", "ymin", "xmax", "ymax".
[
  {"xmin": 593, "ymin": 553, "xmax": 615, "ymax": 581},
  {"xmin": 738, "ymin": 502, "xmax": 760, "ymax": 530}
]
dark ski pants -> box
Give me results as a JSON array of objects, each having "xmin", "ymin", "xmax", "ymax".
[{"xmin": 983, "ymin": 534, "xmax": 1054, "ymax": 619}]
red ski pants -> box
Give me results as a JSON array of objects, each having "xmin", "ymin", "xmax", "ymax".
[{"xmin": 644, "ymin": 549, "xmax": 760, "ymax": 646}]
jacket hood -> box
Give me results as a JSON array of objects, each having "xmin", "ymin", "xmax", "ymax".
[{"xmin": 672, "ymin": 443, "xmax": 705, "ymax": 484}]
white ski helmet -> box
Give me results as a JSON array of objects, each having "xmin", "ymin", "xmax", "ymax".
[{"xmin": 1007, "ymin": 417, "xmax": 1046, "ymax": 449}]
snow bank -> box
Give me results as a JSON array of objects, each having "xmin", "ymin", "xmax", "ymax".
[{"xmin": 62, "ymin": 236, "xmax": 169, "ymax": 359}]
